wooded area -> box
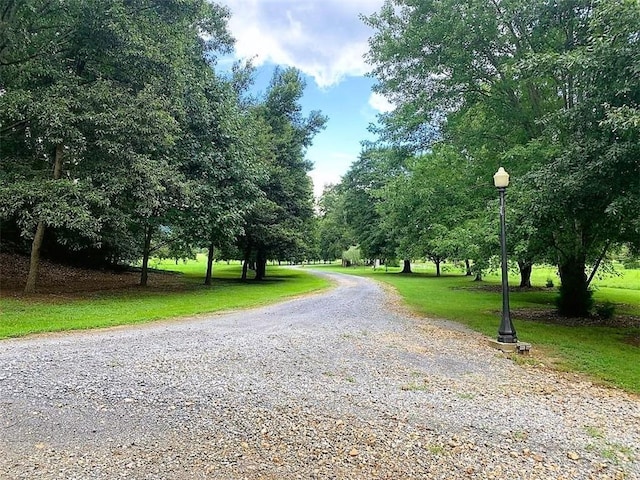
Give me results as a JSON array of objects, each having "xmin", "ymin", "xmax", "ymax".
[{"xmin": 0, "ymin": 0, "xmax": 325, "ymax": 291}]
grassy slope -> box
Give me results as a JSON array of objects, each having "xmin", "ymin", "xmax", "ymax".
[
  {"xmin": 316, "ymin": 263, "xmax": 640, "ymax": 394},
  {"xmin": 0, "ymin": 261, "xmax": 329, "ymax": 339}
]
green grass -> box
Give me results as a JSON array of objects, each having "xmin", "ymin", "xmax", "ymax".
[
  {"xmin": 0, "ymin": 261, "xmax": 329, "ymax": 339},
  {"xmin": 312, "ymin": 263, "xmax": 640, "ymax": 394}
]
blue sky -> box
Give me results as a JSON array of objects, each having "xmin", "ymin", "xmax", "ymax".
[{"xmin": 215, "ymin": 0, "xmax": 391, "ymax": 195}]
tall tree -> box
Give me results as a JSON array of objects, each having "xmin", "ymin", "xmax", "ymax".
[
  {"xmin": 519, "ymin": 0, "xmax": 640, "ymax": 315},
  {"xmin": 239, "ymin": 67, "xmax": 326, "ymax": 280},
  {"xmin": 316, "ymin": 184, "xmax": 354, "ymax": 263},
  {"xmin": 377, "ymin": 145, "xmax": 489, "ymax": 277},
  {"xmin": 177, "ymin": 68, "xmax": 270, "ymax": 285},
  {"xmin": 341, "ymin": 147, "xmax": 409, "ymax": 267}
]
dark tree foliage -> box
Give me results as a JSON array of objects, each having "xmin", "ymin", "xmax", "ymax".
[
  {"xmin": 1, "ymin": 1, "xmax": 325, "ymax": 291},
  {"xmin": 315, "ymin": 184, "xmax": 354, "ymax": 263},
  {"xmin": 341, "ymin": 147, "xmax": 410, "ymax": 264}
]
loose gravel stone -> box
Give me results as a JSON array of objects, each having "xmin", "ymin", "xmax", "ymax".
[{"xmin": 0, "ymin": 270, "xmax": 638, "ymax": 479}]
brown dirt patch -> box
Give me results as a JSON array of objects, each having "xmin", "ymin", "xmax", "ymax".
[
  {"xmin": 0, "ymin": 253, "xmax": 189, "ymax": 299},
  {"xmin": 512, "ymin": 307, "xmax": 640, "ymax": 329},
  {"xmin": 622, "ymin": 333, "xmax": 640, "ymax": 347}
]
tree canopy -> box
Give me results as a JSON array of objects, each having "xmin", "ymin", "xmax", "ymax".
[
  {"xmin": 2, "ymin": 0, "xmax": 637, "ymax": 316},
  {"xmin": 0, "ymin": 1, "xmax": 325, "ymax": 291}
]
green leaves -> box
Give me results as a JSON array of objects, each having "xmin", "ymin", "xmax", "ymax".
[
  {"xmin": 0, "ymin": 178, "xmax": 106, "ymax": 239},
  {"xmin": 238, "ymin": 67, "xmax": 326, "ymax": 270},
  {"xmin": 361, "ymin": 0, "xmax": 639, "ymax": 315},
  {"xmin": 0, "ymin": 0, "xmax": 247, "ymax": 285}
]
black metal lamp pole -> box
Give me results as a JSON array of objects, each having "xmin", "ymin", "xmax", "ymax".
[{"xmin": 494, "ymin": 168, "xmax": 517, "ymax": 343}]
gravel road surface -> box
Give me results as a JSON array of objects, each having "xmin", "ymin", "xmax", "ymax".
[{"xmin": 1, "ymin": 270, "xmax": 638, "ymax": 479}]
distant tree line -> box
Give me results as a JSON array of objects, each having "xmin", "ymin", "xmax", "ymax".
[
  {"xmin": 0, "ymin": 0, "xmax": 326, "ymax": 292},
  {"xmin": 316, "ymin": 0, "xmax": 639, "ymax": 318}
]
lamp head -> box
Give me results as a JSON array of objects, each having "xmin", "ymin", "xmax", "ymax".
[{"xmin": 493, "ymin": 167, "xmax": 510, "ymax": 188}]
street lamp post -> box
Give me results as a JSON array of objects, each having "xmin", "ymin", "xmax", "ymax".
[{"xmin": 494, "ymin": 167, "xmax": 517, "ymax": 343}]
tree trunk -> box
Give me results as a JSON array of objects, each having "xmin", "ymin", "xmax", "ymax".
[
  {"xmin": 400, "ymin": 259, "xmax": 412, "ymax": 274},
  {"xmin": 518, "ymin": 260, "xmax": 533, "ymax": 288},
  {"xmin": 435, "ymin": 258, "xmax": 441, "ymax": 277},
  {"xmin": 241, "ymin": 244, "xmax": 251, "ymax": 281},
  {"xmin": 557, "ymin": 255, "xmax": 592, "ymax": 317},
  {"xmin": 465, "ymin": 259, "xmax": 472, "ymax": 276},
  {"xmin": 140, "ymin": 225, "xmax": 152, "ymax": 286},
  {"xmin": 24, "ymin": 221, "xmax": 46, "ymax": 294},
  {"xmin": 586, "ymin": 239, "xmax": 612, "ymax": 288},
  {"xmin": 24, "ymin": 144, "xmax": 64, "ymax": 294},
  {"xmin": 204, "ymin": 241, "xmax": 215, "ymax": 286},
  {"xmin": 255, "ymin": 248, "xmax": 267, "ymax": 281},
  {"xmin": 241, "ymin": 259, "xmax": 249, "ymax": 281}
]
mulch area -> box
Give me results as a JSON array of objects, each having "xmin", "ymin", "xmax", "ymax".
[
  {"xmin": 461, "ymin": 282, "xmax": 640, "ymax": 347},
  {"xmin": 512, "ymin": 307, "xmax": 640, "ymax": 329},
  {"xmin": 455, "ymin": 284, "xmax": 548, "ymax": 293},
  {"xmin": 511, "ymin": 307, "xmax": 640, "ymax": 348},
  {"xmin": 0, "ymin": 253, "xmax": 187, "ymax": 299}
]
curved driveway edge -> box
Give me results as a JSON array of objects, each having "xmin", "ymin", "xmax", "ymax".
[{"xmin": 1, "ymin": 271, "xmax": 638, "ymax": 479}]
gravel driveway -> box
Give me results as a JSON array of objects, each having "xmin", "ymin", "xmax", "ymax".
[{"xmin": 1, "ymin": 271, "xmax": 638, "ymax": 479}]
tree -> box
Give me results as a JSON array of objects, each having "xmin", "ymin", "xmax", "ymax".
[
  {"xmin": 316, "ymin": 184, "xmax": 353, "ymax": 263},
  {"xmin": 173, "ymin": 62, "xmax": 269, "ymax": 286},
  {"xmin": 0, "ymin": 1, "xmax": 73, "ymax": 68},
  {"xmin": 364, "ymin": 0, "xmax": 556, "ymax": 283},
  {"xmin": 341, "ymin": 147, "xmax": 409, "ymax": 266},
  {"xmin": 518, "ymin": 0, "xmax": 640, "ymax": 315},
  {"xmin": 239, "ymin": 67, "xmax": 326, "ymax": 280},
  {"xmin": 378, "ymin": 145, "xmax": 489, "ymax": 277}
]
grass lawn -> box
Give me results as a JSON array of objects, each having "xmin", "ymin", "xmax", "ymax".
[
  {"xmin": 312, "ymin": 262, "xmax": 640, "ymax": 394},
  {"xmin": 0, "ymin": 259, "xmax": 330, "ymax": 339}
]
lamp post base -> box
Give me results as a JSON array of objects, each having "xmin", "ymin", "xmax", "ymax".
[
  {"xmin": 497, "ymin": 333, "xmax": 517, "ymax": 343},
  {"xmin": 488, "ymin": 339, "xmax": 532, "ymax": 355}
]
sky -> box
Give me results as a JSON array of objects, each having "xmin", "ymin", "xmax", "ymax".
[{"xmin": 215, "ymin": 0, "xmax": 392, "ymax": 196}]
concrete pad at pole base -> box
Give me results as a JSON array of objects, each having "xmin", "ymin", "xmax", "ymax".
[{"xmin": 488, "ymin": 339, "xmax": 532, "ymax": 354}]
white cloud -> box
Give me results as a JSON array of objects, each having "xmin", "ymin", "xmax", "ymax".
[
  {"xmin": 368, "ymin": 92, "xmax": 394, "ymax": 113},
  {"xmin": 218, "ymin": 0, "xmax": 384, "ymax": 88},
  {"xmin": 308, "ymin": 150, "xmax": 356, "ymax": 197},
  {"xmin": 309, "ymin": 170, "xmax": 340, "ymax": 198}
]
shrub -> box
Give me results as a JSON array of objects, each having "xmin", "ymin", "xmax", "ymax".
[
  {"xmin": 595, "ymin": 301, "xmax": 616, "ymax": 320},
  {"xmin": 623, "ymin": 259, "xmax": 640, "ymax": 269},
  {"xmin": 556, "ymin": 285, "xmax": 593, "ymax": 317}
]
